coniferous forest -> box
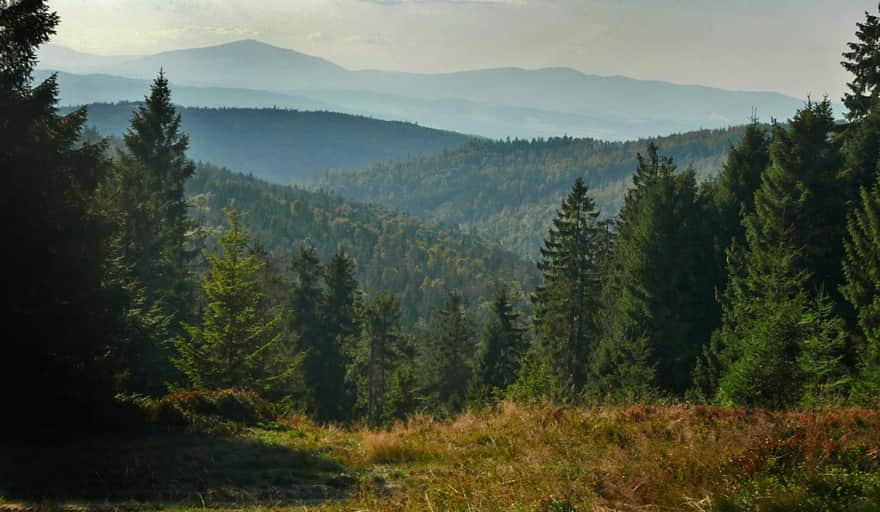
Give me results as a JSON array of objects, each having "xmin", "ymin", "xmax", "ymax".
[{"xmin": 7, "ymin": 1, "xmax": 880, "ymax": 510}]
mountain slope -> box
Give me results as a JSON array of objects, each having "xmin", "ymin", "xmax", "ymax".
[
  {"xmin": 41, "ymin": 41, "xmax": 808, "ymax": 139},
  {"xmin": 322, "ymin": 127, "xmax": 747, "ymax": 258},
  {"xmin": 106, "ymin": 40, "xmax": 346, "ymax": 90},
  {"xmin": 77, "ymin": 102, "xmax": 472, "ymax": 183},
  {"xmin": 186, "ymin": 164, "xmax": 539, "ymax": 325},
  {"xmin": 38, "ymin": 70, "xmax": 338, "ymax": 111}
]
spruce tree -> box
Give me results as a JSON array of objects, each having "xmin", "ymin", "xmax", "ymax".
[
  {"xmin": 595, "ymin": 144, "xmax": 714, "ymax": 397},
  {"xmin": 798, "ymin": 291, "xmax": 851, "ymax": 406},
  {"xmin": 423, "ymin": 291, "xmax": 477, "ymax": 413},
  {"xmin": 472, "ymin": 286, "xmax": 527, "ymax": 403},
  {"xmin": 357, "ymin": 293, "xmax": 404, "ymax": 426},
  {"xmin": 716, "ymin": 104, "xmax": 848, "ymax": 407},
  {"xmin": 383, "ymin": 342, "xmax": 420, "ymax": 424},
  {"xmin": 1, "ymin": 0, "xmax": 124, "ymax": 423},
  {"xmin": 317, "ymin": 248, "xmax": 361, "ymax": 421},
  {"xmin": 289, "ymin": 244, "xmax": 327, "ymax": 417},
  {"xmin": 843, "ymin": 4, "xmax": 880, "ymax": 121},
  {"xmin": 842, "ymin": 180, "xmax": 880, "ymax": 401},
  {"xmin": 713, "ymin": 120, "xmax": 771, "ymax": 247},
  {"xmin": 173, "ymin": 210, "xmax": 295, "ymax": 394},
  {"xmin": 532, "ymin": 177, "xmax": 607, "ymax": 399},
  {"xmin": 111, "ymin": 71, "xmax": 197, "ymax": 394}
]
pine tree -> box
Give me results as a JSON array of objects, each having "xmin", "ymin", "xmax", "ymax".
[
  {"xmin": 532, "ymin": 177, "xmax": 607, "ymax": 399},
  {"xmin": 1, "ymin": 0, "xmax": 124, "ymax": 424},
  {"xmin": 316, "ymin": 248, "xmax": 361, "ymax": 421},
  {"xmin": 111, "ymin": 71, "xmax": 197, "ymax": 394},
  {"xmin": 173, "ymin": 210, "xmax": 295, "ymax": 394},
  {"xmin": 842, "ymin": 180, "xmax": 880, "ymax": 402},
  {"xmin": 471, "ymin": 286, "xmax": 527, "ymax": 403},
  {"xmin": 423, "ymin": 291, "xmax": 477, "ymax": 413},
  {"xmin": 289, "ymin": 244, "xmax": 327, "ymax": 417},
  {"xmin": 595, "ymin": 144, "xmax": 714, "ymax": 397},
  {"xmin": 843, "ymin": 4, "xmax": 880, "ymax": 121}
]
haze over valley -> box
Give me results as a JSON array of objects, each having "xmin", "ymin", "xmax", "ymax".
[{"xmin": 40, "ymin": 39, "xmax": 809, "ymax": 140}]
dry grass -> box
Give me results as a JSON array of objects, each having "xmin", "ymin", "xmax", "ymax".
[
  {"xmin": 316, "ymin": 402, "xmax": 880, "ymax": 511},
  {"xmin": 6, "ymin": 402, "xmax": 880, "ymax": 511}
]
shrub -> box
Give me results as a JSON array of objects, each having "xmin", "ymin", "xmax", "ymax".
[{"xmin": 148, "ymin": 389, "xmax": 277, "ymax": 429}]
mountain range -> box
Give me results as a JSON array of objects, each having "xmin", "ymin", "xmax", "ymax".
[{"xmin": 39, "ymin": 40, "xmax": 814, "ymax": 139}]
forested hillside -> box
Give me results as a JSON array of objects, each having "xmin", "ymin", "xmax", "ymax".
[
  {"xmin": 186, "ymin": 164, "xmax": 538, "ymax": 326},
  {"xmin": 74, "ymin": 101, "xmax": 472, "ymax": 183},
  {"xmin": 323, "ymin": 127, "xmax": 747, "ymax": 257}
]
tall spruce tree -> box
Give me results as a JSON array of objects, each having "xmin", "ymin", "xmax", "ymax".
[
  {"xmin": 357, "ymin": 293, "xmax": 404, "ymax": 426},
  {"xmin": 594, "ymin": 144, "xmax": 714, "ymax": 397},
  {"xmin": 716, "ymin": 103, "xmax": 848, "ymax": 407},
  {"xmin": 289, "ymin": 244, "xmax": 328, "ymax": 417},
  {"xmin": 317, "ymin": 248, "xmax": 361, "ymax": 421},
  {"xmin": 112, "ymin": 71, "xmax": 197, "ymax": 394},
  {"xmin": 842, "ymin": 179, "xmax": 880, "ymax": 402},
  {"xmin": 713, "ymin": 120, "xmax": 772, "ymax": 248},
  {"xmin": 423, "ymin": 291, "xmax": 478, "ymax": 413},
  {"xmin": 532, "ymin": 177, "xmax": 607, "ymax": 399},
  {"xmin": 843, "ymin": 4, "xmax": 880, "ymax": 121},
  {"xmin": 692, "ymin": 123, "xmax": 771, "ymax": 400},
  {"xmin": 2, "ymin": 0, "xmax": 125, "ymax": 423},
  {"xmin": 471, "ymin": 286, "xmax": 528, "ymax": 403},
  {"xmin": 174, "ymin": 210, "xmax": 295, "ymax": 394}
]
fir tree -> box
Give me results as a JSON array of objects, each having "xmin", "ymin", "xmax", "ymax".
[
  {"xmin": 798, "ymin": 291, "xmax": 851, "ymax": 406},
  {"xmin": 289, "ymin": 244, "xmax": 327, "ymax": 417},
  {"xmin": 174, "ymin": 210, "xmax": 295, "ymax": 395},
  {"xmin": 1, "ymin": 0, "xmax": 124, "ymax": 423},
  {"xmin": 596, "ymin": 144, "xmax": 714, "ymax": 397},
  {"xmin": 716, "ymin": 105, "xmax": 847, "ymax": 407},
  {"xmin": 843, "ymin": 4, "xmax": 880, "ymax": 121},
  {"xmin": 423, "ymin": 291, "xmax": 477, "ymax": 413},
  {"xmin": 842, "ymin": 179, "xmax": 880, "ymax": 402},
  {"xmin": 317, "ymin": 248, "xmax": 361, "ymax": 421},
  {"xmin": 112, "ymin": 71, "xmax": 198, "ymax": 394},
  {"xmin": 532, "ymin": 177, "xmax": 607, "ymax": 399},
  {"xmin": 358, "ymin": 293, "xmax": 404, "ymax": 426},
  {"xmin": 383, "ymin": 358, "xmax": 420, "ymax": 423},
  {"xmin": 472, "ymin": 286, "xmax": 527, "ymax": 403},
  {"xmin": 713, "ymin": 120, "xmax": 771, "ymax": 248}
]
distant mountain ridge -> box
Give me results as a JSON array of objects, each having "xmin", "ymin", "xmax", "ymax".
[
  {"xmin": 40, "ymin": 40, "xmax": 812, "ymax": 139},
  {"xmin": 75, "ymin": 102, "xmax": 472, "ymax": 182}
]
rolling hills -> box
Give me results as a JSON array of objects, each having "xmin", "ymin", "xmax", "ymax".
[
  {"xmin": 322, "ymin": 127, "xmax": 748, "ymax": 258},
  {"xmin": 75, "ymin": 102, "xmax": 472, "ymax": 183},
  {"xmin": 186, "ymin": 164, "xmax": 539, "ymax": 326}
]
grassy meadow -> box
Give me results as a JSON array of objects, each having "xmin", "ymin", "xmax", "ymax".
[{"xmin": 3, "ymin": 402, "xmax": 880, "ymax": 511}]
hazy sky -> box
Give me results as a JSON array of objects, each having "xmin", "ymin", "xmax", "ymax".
[{"xmin": 50, "ymin": 0, "xmax": 876, "ymax": 98}]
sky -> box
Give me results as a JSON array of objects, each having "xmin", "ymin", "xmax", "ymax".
[{"xmin": 49, "ymin": 0, "xmax": 877, "ymax": 99}]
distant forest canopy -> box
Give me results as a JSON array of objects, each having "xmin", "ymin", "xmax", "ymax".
[
  {"xmin": 67, "ymin": 101, "xmax": 472, "ymax": 183},
  {"xmin": 186, "ymin": 163, "xmax": 538, "ymax": 327},
  {"xmin": 323, "ymin": 127, "xmax": 748, "ymax": 258}
]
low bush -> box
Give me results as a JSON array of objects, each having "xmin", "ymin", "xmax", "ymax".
[{"xmin": 147, "ymin": 389, "xmax": 277, "ymax": 429}]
